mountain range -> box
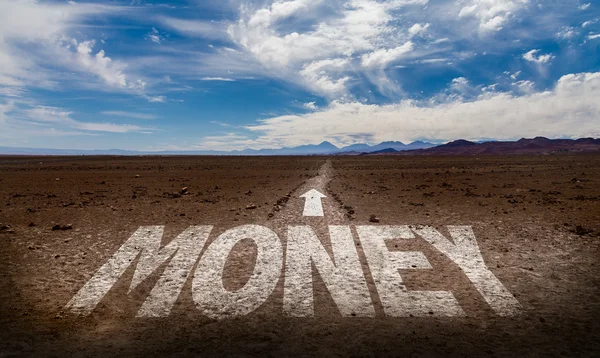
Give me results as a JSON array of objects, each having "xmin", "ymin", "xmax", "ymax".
[
  {"xmin": 0, "ymin": 140, "xmax": 435, "ymax": 156},
  {"xmin": 0, "ymin": 137, "xmax": 599, "ymax": 156},
  {"xmin": 386, "ymin": 137, "xmax": 600, "ymax": 156}
]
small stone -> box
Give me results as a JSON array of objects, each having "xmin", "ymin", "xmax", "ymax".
[
  {"xmin": 246, "ymin": 204, "xmax": 257, "ymax": 210},
  {"xmin": 55, "ymin": 178, "xmax": 60, "ymax": 181},
  {"xmin": 52, "ymin": 224, "xmax": 61, "ymax": 231},
  {"xmin": 135, "ymin": 175, "xmax": 140, "ymax": 178},
  {"xmin": 180, "ymin": 187, "xmax": 189, "ymax": 195},
  {"xmin": 28, "ymin": 222, "xmax": 36, "ymax": 227},
  {"xmin": 62, "ymin": 224, "xmax": 73, "ymax": 230},
  {"xmin": 369, "ymin": 215, "xmax": 380, "ymax": 223}
]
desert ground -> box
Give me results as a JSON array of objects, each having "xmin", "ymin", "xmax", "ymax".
[{"xmin": 0, "ymin": 155, "xmax": 599, "ymax": 356}]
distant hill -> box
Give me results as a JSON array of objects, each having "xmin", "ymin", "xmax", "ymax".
[
  {"xmin": 0, "ymin": 140, "xmax": 436, "ymax": 156},
  {"xmin": 361, "ymin": 148, "xmax": 399, "ymax": 155},
  {"xmin": 390, "ymin": 137, "xmax": 600, "ymax": 156},
  {"xmin": 2, "ymin": 138, "xmax": 597, "ymax": 156}
]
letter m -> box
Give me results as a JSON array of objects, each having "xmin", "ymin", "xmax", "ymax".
[{"xmin": 65, "ymin": 226, "xmax": 211, "ymax": 317}]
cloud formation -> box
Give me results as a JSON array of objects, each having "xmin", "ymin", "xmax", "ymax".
[
  {"xmin": 0, "ymin": 0, "xmax": 155, "ymax": 98},
  {"xmin": 523, "ymin": 49, "xmax": 555, "ymax": 64},
  {"xmin": 196, "ymin": 72, "xmax": 600, "ymax": 150},
  {"xmin": 227, "ymin": 0, "xmax": 431, "ymax": 97},
  {"xmin": 458, "ymin": 0, "xmax": 529, "ymax": 32},
  {"xmin": 24, "ymin": 106, "xmax": 149, "ymax": 133}
]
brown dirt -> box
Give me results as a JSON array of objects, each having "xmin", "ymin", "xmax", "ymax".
[{"xmin": 0, "ymin": 155, "xmax": 599, "ymax": 356}]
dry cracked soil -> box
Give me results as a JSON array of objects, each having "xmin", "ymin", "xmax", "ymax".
[{"xmin": 0, "ymin": 155, "xmax": 599, "ymax": 357}]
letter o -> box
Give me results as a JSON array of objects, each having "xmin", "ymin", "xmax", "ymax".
[{"xmin": 192, "ymin": 225, "xmax": 282, "ymax": 319}]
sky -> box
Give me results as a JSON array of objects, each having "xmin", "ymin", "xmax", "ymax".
[{"xmin": 0, "ymin": 0, "xmax": 599, "ymax": 151}]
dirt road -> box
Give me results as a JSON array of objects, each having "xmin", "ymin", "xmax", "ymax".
[{"xmin": 0, "ymin": 155, "xmax": 598, "ymax": 356}]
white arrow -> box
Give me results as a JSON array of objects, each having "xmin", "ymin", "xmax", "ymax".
[{"xmin": 300, "ymin": 189, "xmax": 327, "ymax": 217}]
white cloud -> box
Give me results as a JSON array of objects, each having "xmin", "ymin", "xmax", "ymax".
[
  {"xmin": 304, "ymin": 102, "xmax": 317, "ymax": 110},
  {"xmin": 73, "ymin": 40, "xmax": 128, "ymax": 87},
  {"xmin": 146, "ymin": 28, "xmax": 164, "ymax": 44},
  {"xmin": 512, "ymin": 80, "xmax": 535, "ymax": 94},
  {"xmin": 458, "ymin": 0, "xmax": 529, "ymax": 32},
  {"xmin": 523, "ymin": 49, "xmax": 554, "ymax": 64},
  {"xmin": 148, "ymin": 96, "xmax": 167, "ymax": 103},
  {"xmin": 582, "ymin": 19, "xmax": 597, "ymax": 27},
  {"xmin": 579, "ymin": 3, "xmax": 591, "ymax": 10},
  {"xmin": 0, "ymin": 87, "xmax": 26, "ymax": 98},
  {"xmin": 0, "ymin": 101, "xmax": 15, "ymax": 125},
  {"xmin": 227, "ymin": 0, "xmax": 430, "ymax": 96},
  {"xmin": 361, "ymin": 42, "xmax": 414, "ymax": 68},
  {"xmin": 23, "ymin": 106, "xmax": 149, "ymax": 133},
  {"xmin": 0, "ymin": 0, "xmax": 159, "ymax": 101},
  {"xmin": 450, "ymin": 77, "xmax": 470, "ymax": 92},
  {"xmin": 408, "ymin": 23, "xmax": 430, "ymax": 36},
  {"xmin": 201, "ymin": 77, "xmax": 236, "ymax": 81},
  {"xmin": 556, "ymin": 26, "xmax": 577, "ymax": 39},
  {"xmin": 0, "ymin": 1, "xmax": 124, "ymax": 88},
  {"xmin": 209, "ymin": 121, "xmax": 232, "ymax": 127},
  {"xmin": 195, "ymin": 72, "xmax": 600, "ymax": 149},
  {"xmin": 158, "ymin": 16, "xmax": 229, "ymax": 40},
  {"xmin": 588, "ymin": 33, "xmax": 600, "ymax": 40},
  {"xmin": 299, "ymin": 58, "xmax": 351, "ymax": 94}
]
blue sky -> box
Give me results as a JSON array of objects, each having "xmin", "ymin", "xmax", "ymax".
[{"xmin": 0, "ymin": 0, "xmax": 599, "ymax": 151}]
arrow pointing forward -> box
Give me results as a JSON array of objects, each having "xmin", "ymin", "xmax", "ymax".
[{"xmin": 300, "ymin": 189, "xmax": 327, "ymax": 217}]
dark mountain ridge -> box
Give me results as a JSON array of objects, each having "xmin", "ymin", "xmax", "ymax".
[{"xmin": 392, "ymin": 137, "xmax": 600, "ymax": 156}]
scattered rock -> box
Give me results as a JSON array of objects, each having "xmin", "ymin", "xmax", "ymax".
[
  {"xmin": 572, "ymin": 225, "xmax": 593, "ymax": 236},
  {"xmin": 52, "ymin": 224, "xmax": 72, "ymax": 231},
  {"xmin": 28, "ymin": 222, "xmax": 36, "ymax": 227},
  {"xmin": 55, "ymin": 178, "xmax": 60, "ymax": 181},
  {"xmin": 135, "ymin": 175, "xmax": 140, "ymax": 178},
  {"xmin": 369, "ymin": 215, "xmax": 380, "ymax": 223},
  {"xmin": 246, "ymin": 204, "xmax": 257, "ymax": 210},
  {"xmin": 179, "ymin": 187, "xmax": 189, "ymax": 196},
  {"xmin": 165, "ymin": 192, "xmax": 181, "ymax": 199},
  {"xmin": 0, "ymin": 224, "xmax": 15, "ymax": 233}
]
